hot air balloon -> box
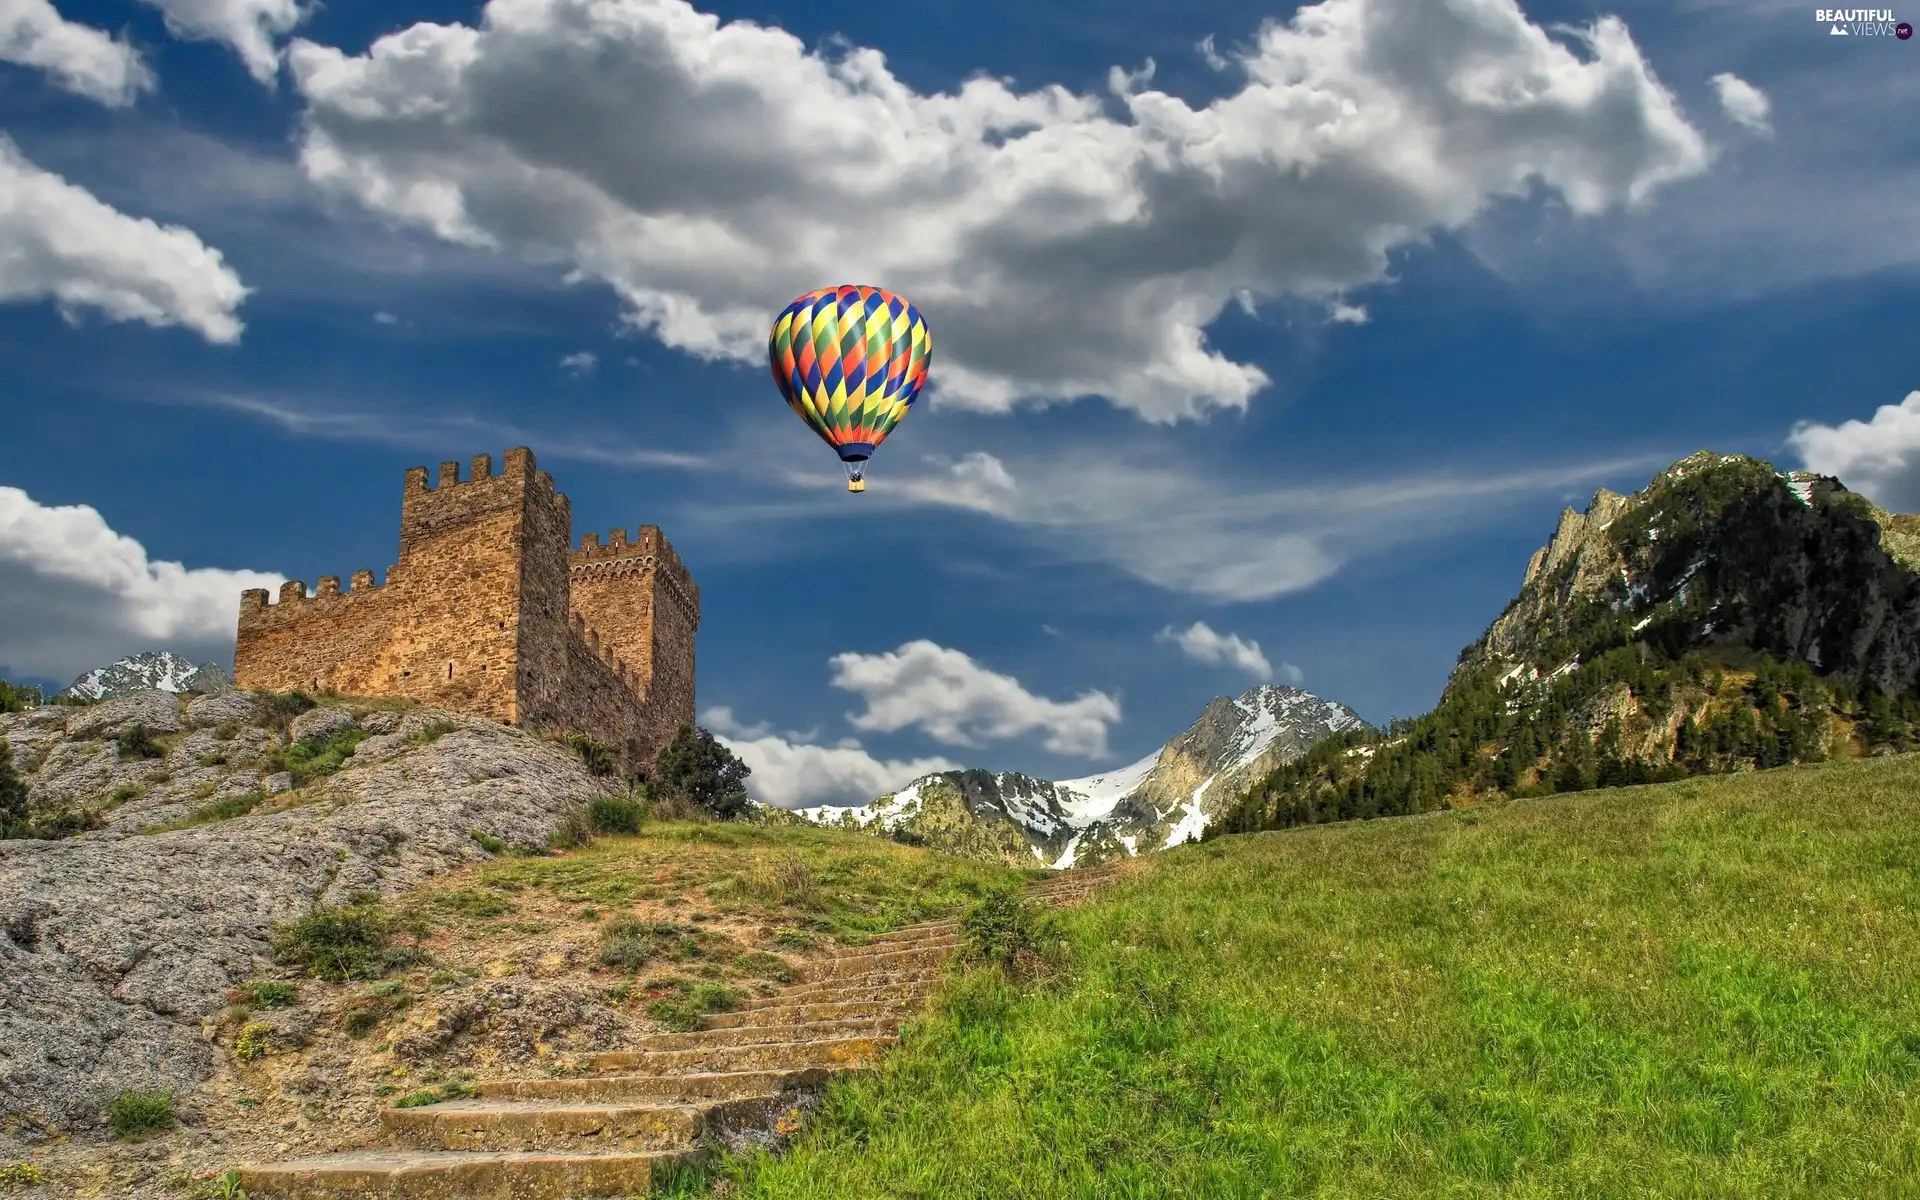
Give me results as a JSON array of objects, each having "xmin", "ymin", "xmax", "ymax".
[{"xmin": 768, "ymin": 285, "xmax": 931, "ymax": 493}]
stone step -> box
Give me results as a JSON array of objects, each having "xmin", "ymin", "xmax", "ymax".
[
  {"xmin": 480, "ymin": 1067, "xmax": 857, "ymax": 1105},
  {"xmin": 235, "ymin": 1148, "xmax": 691, "ymax": 1199},
  {"xmin": 633, "ymin": 1018, "xmax": 899, "ymax": 1052},
  {"xmin": 818, "ymin": 943, "xmax": 955, "ymax": 979},
  {"xmin": 829, "ymin": 934, "xmax": 962, "ymax": 960},
  {"xmin": 837, "ymin": 921, "xmax": 958, "ymax": 948},
  {"xmin": 587, "ymin": 1034, "xmax": 893, "ymax": 1075},
  {"xmin": 381, "ymin": 1094, "xmax": 782, "ymax": 1153},
  {"xmin": 705, "ymin": 998, "xmax": 915, "ymax": 1030},
  {"xmin": 737, "ymin": 980, "xmax": 933, "ymax": 1011}
]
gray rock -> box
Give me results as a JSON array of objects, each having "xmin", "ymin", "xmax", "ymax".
[
  {"xmin": 185, "ymin": 690, "xmax": 258, "ymax": 730},
  {"xmin": 0, "ymin": 710, "xmax": 624, "ymax": 1131},
  {"xmin": 263, "ymin": 772, "xmax": 294, "ymax": 795},
  {"xmin": 289, "ymin": 706, "xmax": 358, "ymax": 744},
  {"xmin": 64, "ymin": 691, "xmax": 183, "ymax": 740},
  {"xmin": 359, "ymin": 711, "xmax": 402, "ymax": 735}
]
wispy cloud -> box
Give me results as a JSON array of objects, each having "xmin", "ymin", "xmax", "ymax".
[
  {"xmin": 559, "ymin": 350, "xmax": 597, "ymax": 375},
  {"xmin": 1157, "ymin": 621, "xmax": 1274, "ymax": 681},
  {"xmin": 149, "ymin": 389, "xmax": 709, "ymax": 471}
]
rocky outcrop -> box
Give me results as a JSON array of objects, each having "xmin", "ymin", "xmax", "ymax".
[
  {"xmin": 0, "ymin": 692, "xmax": 624, "ymax": 1132},
  {"xmin": 1460, "ymin": 452, "xmax": 1920, "ymax": 697}
]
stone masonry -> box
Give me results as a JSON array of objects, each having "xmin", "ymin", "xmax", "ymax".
[{"xmin": 233, "ymin": 447, "xmax": 698, "ymax": 773}]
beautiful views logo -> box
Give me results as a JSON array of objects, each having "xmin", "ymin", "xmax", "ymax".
[{"xmin": 1815, "ymin": 7, "xmax": 1911, "ymax": 34}]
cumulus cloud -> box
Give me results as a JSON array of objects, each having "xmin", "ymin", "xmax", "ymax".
[
  {"xmin": 139, "ymin": 0, "xmax": 307, "ymax": 84},
  {"xmin": 1157, "ymin": 621, "xmax": 1273, "ymax": 680},
  {"xmin": 1710, "ymin": 72, "xmax": 1770, "ymax": 134},
  {"xmin": 0, "ymin": 0, "xmax": 153, "ymax": 106},
  {"xmin": 284, "ymin": 0, "xmax": 1708, "ymax": 423},
  {"xmin": 1328, "ymin": 301, "xmax": 1369, "ymax": 324},
  {"xmin": 559, "ymin": 350, "xmax": 598, "ymax": 375},
  {"xmin": 0, "ymin": 136, "xmax": 251, "ymax": 342},
  {"xmin": 829, "ymin": 639, "xmax": 1122, "ymax": 757},
  {"xmin": 704, "ymin": 705, "xmax": 958, "ymax": 808},
  {"xmin": 0, "ymin": 486, "xmax": 283, "ymax": 684},
  {"xmin": 1789, "ymin": 391, "xmax": 1920, "ymax": 513}
]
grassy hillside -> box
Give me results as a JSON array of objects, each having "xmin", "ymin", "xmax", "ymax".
[{"xmin": 685, "ymin": 754, "xmax": 1920, "ymax": 1198}]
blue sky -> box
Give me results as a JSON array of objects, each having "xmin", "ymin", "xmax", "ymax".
[{"xmin": 1, "ymin": 0, "xmax": 1916, "ymax": 807}]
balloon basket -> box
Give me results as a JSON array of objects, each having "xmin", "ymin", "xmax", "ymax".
[{"xmin": 848, "ymin": 478, "xmax": 866, "ymax": 493}]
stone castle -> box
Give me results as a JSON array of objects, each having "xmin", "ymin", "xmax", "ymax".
[{"xmin": 233, "ymin": 447, "xmax": 697, "ymax": 773}]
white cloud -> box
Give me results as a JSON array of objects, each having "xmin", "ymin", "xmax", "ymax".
[
  {"xmin": 1328, "ymin": 301, "xmax": 1369, "ymax": 324},
  {"xmin": 0, "ymin": 0, "xmax": 153, "ymax": 106},
  {"xmin": 705, "ymin": 705, "xmax": 957, "ymax": 808},
  {"xmin": 285, "ymin": 0, "xmax": 1708, "ymax": 424},
  {"xmin": 1279, "ymin": 661, "xmax": 1305, "ymax": 685},
  {"xmin": 0, "ymin": 486, "xmax": 283, "ymax": 684},
  {"xmin": 829, "ymin": 639, "xmax": 1122, "ymax": 757},
  {"xmin": 1710, "ymin": 72, "xmax": 1770, "ymax": 134},
  {"xmin": 1157, "ymin": 621, "xmax": 1273, "ymax": 680},
  {"xmin": 138, "ymin": 0, "xmax": 307, "ymax": 84},
  {"xmin": 373, "ymin": 310, "xmax": 398, "ymax": 324},
  {"xmin": 1789, "ymin": 391, "xmax": 1920, "ymax": 513},
  {"xmin": 0, "ymin": 136, "xmax": 251, "ymax": 342},
  {"xmin": 559, "ymin": 350, "xmax": 598, "ymax": 375},
  {"xmin": 1197, "ymin": 34, "xmax": 1228, "ymax": 71}
]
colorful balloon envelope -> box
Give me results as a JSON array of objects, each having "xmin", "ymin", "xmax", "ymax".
[{"xmin": 768, "ymin": 285, "xmax": 931, "ymax": 493}]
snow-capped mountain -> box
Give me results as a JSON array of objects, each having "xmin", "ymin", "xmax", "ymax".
[
  {"xmin": 792, "ymin": 684, "xmax": 1368, "ymax": 869},
  {"xmin": 62, "ymin": 652, "xmax": 230, "ymax": 701}
]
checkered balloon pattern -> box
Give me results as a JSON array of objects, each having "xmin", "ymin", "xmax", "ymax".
[{"xmin": 767, "ymin": 285, "xmax": 931, "ymax": 464}]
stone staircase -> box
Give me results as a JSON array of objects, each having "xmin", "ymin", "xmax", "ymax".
[{"xmin": 234, "ymin": 863, "xmax": 1126, "ymax": 1199}]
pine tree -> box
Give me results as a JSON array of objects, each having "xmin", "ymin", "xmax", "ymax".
[{"xmin": 651, "ymin": 723, "xmax": 752, "ymax": 820}]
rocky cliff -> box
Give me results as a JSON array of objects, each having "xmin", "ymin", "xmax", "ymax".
[
  {"xmin": 0, "ymin": 689, "xmax": 623, "ymax": 1131},
  {"xmin": 792, "ymin": 685, "xmax": 1366, "ymax": 868},
  {"xmin": 1212, "ymin": 452, "xmax": 1920, "ymax": 838}
]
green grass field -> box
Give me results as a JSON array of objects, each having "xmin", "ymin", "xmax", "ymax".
[{"xmin": 687, "ymin": 754, "xmax": 1920, "ymax": 1198}]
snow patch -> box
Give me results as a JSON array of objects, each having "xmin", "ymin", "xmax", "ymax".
[
  {"xmin": 1050, "ymin": 833, "xmax": 1083, "ymax": 871},
  {"xmin": 1163, "ymin": 779, "xmax": 1214, "ymax": 850},
  {"xmin": 1055, "ymin": 750, "xmax": 1159, "ymax": 827}
]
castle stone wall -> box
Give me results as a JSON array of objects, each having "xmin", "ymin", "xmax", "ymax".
[{"xmin": 233, "ymin": 447, "xmax": 698, "ymax": 774}]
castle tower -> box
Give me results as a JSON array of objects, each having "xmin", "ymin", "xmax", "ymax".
[
  {"xmin": 569, "ymin": 525, "xmax": 701, "ymax": 756},
  {"xmin": 234, "ymin": 447, "xmax": 695, "ymax": 773}
]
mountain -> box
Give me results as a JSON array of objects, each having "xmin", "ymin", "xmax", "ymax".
[
  {"xmin": 790, "ymin": 684, "xmax": 1367, "ymax": 868},
  {"xmin": 1212, "ymin": 451, "xmax": 1920, "ymax": 838},
  {"xmin": 61, "ymin": 652, "xmax": 231, "ymax": 701}
]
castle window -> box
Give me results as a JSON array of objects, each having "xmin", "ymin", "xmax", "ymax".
[{"xmin": 447, "ymin": 662, "xmax": 454, "ymax": 679}]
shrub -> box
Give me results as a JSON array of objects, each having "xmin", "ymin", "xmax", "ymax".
[
  {"xmin": 471, "ymin": 830, "xmax": 506, "ymax": 855},
  {"xmin": 106, "ymin": 783, "xmax": 143, "ymax": 808},
  {"xmin": 282, "ymin": 730, "xmax": 370, "ymax": 786},
  {"xmin": 270, "ymin": 899, "xmax": 418, "ymax": 982},
  {"xmin": 239, "ymin": 980, "xmax": 297, "ymax": 1008},
  {"xmin": 0, "ymin": 1161, "xmax": 46, "ymax": 1185},
  {"xmin": 564, "ymin": 733, "xmax": 619, "ymax": 777},
  {"xmin": 104, "ymin": 1089, "xmax": 176, "ymax": 1139},
  {"xmin": 547, "ymin": 806, "xmax": 594, "ymax": 853},
  {"xmin": 598, "ymin": 921, "xmax": 662, "ymax": 970},
  {"xmin": 251, "ymin": 691, "xmax": 315, "ymax": 735},
  {"xmin": 190, "ymin": 1169, "xmax": 247, "ymax": 1200},
  {"xmin": 961, "ymin": 890, "xmax": 1066, "ymax": 979},
  {"xmin": 587, "ymin": 794, "xmax": 644, "ymax": 835},
  {"xmin": 116, "ymin": 724, "xmax": 165, "ymax": 761},
  {"xmin": 393, "ymin": 1079, "xmax": 476, "ymax": 1108},
  {"xmin": 232, "ymin": 1023, "xmax": 274, "ymax": 1063},
  {"xmin": 651, "ymin": 723, "xmax": 752, "ymax": 819}
]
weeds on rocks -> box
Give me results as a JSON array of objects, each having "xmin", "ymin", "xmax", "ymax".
[
  {"xmin": 250, "ymin": 691, "xmax": 315, "ymax": 737},
  {"xmin": 0, "ymin": 1161, "xmax": 46, "ymax": 1187},
  {"xmin": 104, "ymin": 1089, "xmax": 176, "ymax": 1139},
  {"xmin": 562, "ymin": 733, "xmax": 619, "ymax": 777},
  {"xmin": 646, "ymin": 980, "xmax": 742, "ymax": 1031},
  {"xmin": 270, "ymin": 897, "xmax": 421, "ymax": 982},
  {"xmin": 115, "ymin": 724, "xmax": 165, "ymax": 761}
]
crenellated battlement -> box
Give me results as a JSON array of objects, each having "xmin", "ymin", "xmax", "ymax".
[{"xmin": 233, "ymin": 445, "xmax": 697, "ymax": 772}]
